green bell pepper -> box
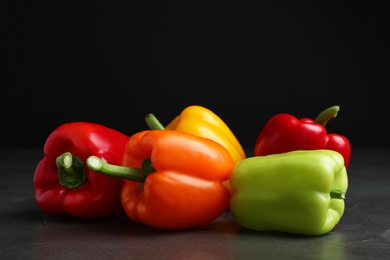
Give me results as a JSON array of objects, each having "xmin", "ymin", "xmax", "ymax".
[{"xmin": 229, "ymin": 149, "xmax": 348, "ymax": 236}]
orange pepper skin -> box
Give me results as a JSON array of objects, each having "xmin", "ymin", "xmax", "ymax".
[{"xmin": 120, "ymin": 130, "xmax": 233, "ymax": 229}]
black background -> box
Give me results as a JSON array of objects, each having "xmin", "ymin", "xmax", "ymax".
[{"xmin": 2, "ymin": 1, "xmax": 389, "ymax": 150}]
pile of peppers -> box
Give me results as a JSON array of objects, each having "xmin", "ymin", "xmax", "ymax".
[{"xmin": 33, "ymin": 105, "xmax": 350, "ymax": 236}]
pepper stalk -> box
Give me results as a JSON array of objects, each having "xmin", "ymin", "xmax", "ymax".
[
  {"xmin": 314, "ymin": 105, "xmax": 339, "ymax": 127},
  {"xmin": 86, "ymin": 156, "xmax": 155, "ymax": 182},
  {"xmin": 56, "ymin": 152, "xmax": 86, "ymax": 188}
]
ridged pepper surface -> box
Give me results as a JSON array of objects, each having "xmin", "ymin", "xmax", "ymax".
[
  {"xmin": 229, "ymin": 149, "xmax": 348, "ymax": 236},
  {"xmin": 34, "ymin": 122, "xmax": 128, "ymax": 219},
  {"xmin": 87, "ymin": 129, "xmax": 234, "ymax": 229},
  {"xmin": 254, "ymin": 105, "xmax": 351, "ymax": 168}
]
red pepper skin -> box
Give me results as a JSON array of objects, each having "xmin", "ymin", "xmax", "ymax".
[
  {"xmin": 34, "ymin": 122, "xmax": 129, "ymax": 219},
  {"xmin": 254, "ymin": 109, "xmax": 351, "ymax": 168}
]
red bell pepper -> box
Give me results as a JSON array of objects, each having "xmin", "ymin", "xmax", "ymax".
[
  {"xmin": 254, "ymin": 105, "xmax": 351, "ymax": 168},
  {"xmin": 87, "ymin": 129, "xmax": 234, "ymax": 229},
  {"xmin": 34, "ymin": 122, "xmax": 129, "ymax": 219}
]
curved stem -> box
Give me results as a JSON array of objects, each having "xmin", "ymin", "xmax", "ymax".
[
  {"xmin": 330, "ymin": 188, "xmax": 346, "ymax": 200},
  {"xmin": 145, "ymin": 113, "xmax": 165, "ymax": 130},
  {"xmin": 56, "ymin": 152, "xmax": 86, "ymax": 188},
  {"xmin": 87, "ymin": 156, "xmax": 155, "ymax": 182},
  {"xmin": 314, "ymin": 105, "xmax": 340, "ymax": 127}
]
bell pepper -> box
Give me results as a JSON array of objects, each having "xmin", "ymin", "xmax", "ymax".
[
  {"xmin": 229, "ymin": 149, "xmax": 348, "ymax": 236},
  {"xmin": 145, "ymin": 105, "xmax": 246, "ymax": 192},
  {"xmin": 86, "ymin": 129, "xmax": 234, "ymax": 229},
  {"xmin": 254, "ymin": 105, "xmax": 351, "ymax": 168},
  {"xmin": 34, "ymin": 122, "xmax": 129, "ymax": 219}
]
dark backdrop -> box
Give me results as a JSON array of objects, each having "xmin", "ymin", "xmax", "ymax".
[{"xmin": 2, "ymin": 1, "xmax": 389, "ymax": 149}]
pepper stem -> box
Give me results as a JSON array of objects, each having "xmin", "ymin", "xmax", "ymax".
[
  {"xmin": 56, "ymin": 152, "xmax": 86, "ymax": 188},
  {"xmin": 314, "ymin": 105, "xmax": 340, "ymax": 127},
  {"xmin": 330, "ymin": 188, "xmax": 346, "ymax": 200},
  {"xmin": 86, "ymin": 156, "xmax": 155, "ymax": 182},
  {"xmin": 145, "ymin": 113, "xmax": 165, "ymax": 130}
]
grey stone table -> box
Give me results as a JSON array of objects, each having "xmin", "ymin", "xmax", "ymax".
[{"xmin": 1, "ymin": 148, "xmax": 389, "ymax": 259}]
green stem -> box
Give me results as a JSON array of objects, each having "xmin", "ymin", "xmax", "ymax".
[
  {"xmin": 56, "ymin": 152, "xmax": 86, "ymax": 188},
  {"xmin": 86, "ymin": 156, "xmax": 155, "ymax": 182},
  {"xmin": 330, "ymin": 188, "xmax": 346, "ymax": 200},
  {"xmin": 314, "ymin": 105, "xmax": 340, "ymax": 127},
  {"xmin": 145, "ymin": 113, "xmax": 165, "ymax": 130}
]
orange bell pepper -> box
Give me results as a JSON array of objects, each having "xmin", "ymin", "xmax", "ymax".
[
  {"xmin": 145, "ymin": 105, "xmax": 246, "ymax": 193},
  {"xmin": 87, "ymin": 129, "xmax": 234, "ymax": 229}
]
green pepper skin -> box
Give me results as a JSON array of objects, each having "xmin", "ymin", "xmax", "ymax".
[{"xmin": 229, "ymin": 149, "xmax": 348, "ymax": 236}]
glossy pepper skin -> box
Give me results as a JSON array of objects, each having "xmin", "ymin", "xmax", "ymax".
[
  {"xmin": 34, "ymin": 122, "xmax": 128, "ymax": 219},
  {"xmin": 229, "ymin": 150, "xmax": 348, "ymax": 236},
  {"xmin": 164, "ymin": 105, "xmax": 246, "ymax": 164},
  {"xmin": 146, "ymin": 105, "xmax": 246, "ymax": 193},
  {"xmin": 254, "ymin": 105, "xmax": 351, "ymax": 168},
  {"xmin": 87, "ymin": 129, "xmax": 234, "ymax": 229}
]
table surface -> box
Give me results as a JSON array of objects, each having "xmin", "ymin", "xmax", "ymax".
[{"xmin": 1, "ymin": 148, "xmax": 389, "ymax": 259}]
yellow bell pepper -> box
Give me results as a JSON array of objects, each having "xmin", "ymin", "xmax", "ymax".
[{"xmin": 145, "ymin": 105, "xmax": 246, "ymax": 193}]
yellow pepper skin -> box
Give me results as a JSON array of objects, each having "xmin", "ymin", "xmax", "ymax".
[
  {"xmin": 165, "ymin": 105, "xmax": 246, "ymax": 164},
  {"xmin": 165, "ymin": 105, "xmax": 247, "ymax": 193}
]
